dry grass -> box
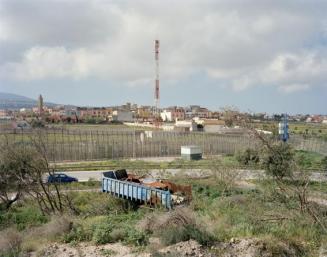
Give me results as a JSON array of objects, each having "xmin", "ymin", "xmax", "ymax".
[
  {"xmin": 20, "ymin": 215, "xmax": 73, "ymax": 253},
  {"xmin": 138, "ymin": 207, "xmax": 195, "ymax": 233},
  {"xmin": 0, "ymin": 227, "xmax": 22, "ymax": 254},
  {"xmin": 27, "ymin": 215, "xmax": 73, "ymax": 240}
]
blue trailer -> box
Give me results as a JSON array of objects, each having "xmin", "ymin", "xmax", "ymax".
[{"xmin": 102, "ymin": 170, "xmax": 173, "ymax": 209}]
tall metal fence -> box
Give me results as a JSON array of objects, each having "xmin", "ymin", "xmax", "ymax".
[
  {"xmin": 289, "ymin": 135, "xmax": 327, "ymax": 155},
  {"xmin": 1, "ymin": 128, "xmax": 326, "ymax": 162}
]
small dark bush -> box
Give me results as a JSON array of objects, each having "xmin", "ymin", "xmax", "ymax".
[
  {"xmin": 85, "ymin": 178, "xmax": 98, "ymax": 187},
  {"xmin": 321, "ymin": 156, "xmax": 327, "ymax": 171},
  {"xmin": 30, "ymin": 119, "xmax": 45, "ymax": 128},
  {"xmin": 236, "ymin": 148, "xmax": 260, "ymax": 165},
  {"xmin": 62, "ymin": 223, "xmax": 92, "ymax": 243},
  {"xmin": 261, "ymin": 143, "xmax": 294, "ymax": 178}
]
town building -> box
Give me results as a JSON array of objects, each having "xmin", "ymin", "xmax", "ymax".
[
  {"xmin": 174, "ymin": 120, "xmax": 198, "ymax": 132},
  {"xmin": 160, "ymin": 106, "xmax": 185, "ymax": 122},
  {"xmin": 111, "ymin": 110, "xmax": 134, "ymax": 122},
  {"xmin": 185, "ymin": 105, "xmax": 211, "ymax": 119}
]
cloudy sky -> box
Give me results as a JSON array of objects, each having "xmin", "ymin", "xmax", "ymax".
[{"xmin": 0, "ymin": 0, "xmax": 327, "ymax": 114}]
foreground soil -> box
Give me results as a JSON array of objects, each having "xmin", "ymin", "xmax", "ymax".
[{"xmin": 28, "ymin": 238, "xmax": 307, "ymax": 257}]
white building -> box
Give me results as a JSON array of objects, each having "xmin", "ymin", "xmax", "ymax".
[
  {"xmin": 112, "ymin": 110, "xmax": 134, "ymax": 122},
  {"xmin": 160, "ymin": 110, "xmax": 173, "ymax": 122},
  {"xmin": 174, "ymin": 120, "xmax": 198, "ymax": 132}
]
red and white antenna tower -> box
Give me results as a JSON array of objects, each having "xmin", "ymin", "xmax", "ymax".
[{"xmin": 154, "ymin": 39, "xmax": 160, "ymax": 117}]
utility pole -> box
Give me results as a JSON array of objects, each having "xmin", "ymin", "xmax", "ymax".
[{"xmin": 154, "ymin": 39, "xmax": 160, "ymax": 128}]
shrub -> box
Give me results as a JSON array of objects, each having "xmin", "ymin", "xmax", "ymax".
[
  {"xmin": 159, "ymin": 224, "xmax": 214, "ymax": 246},
  {"xmin": 0, "ymin": 205, "xmax": 48, "ymax": 231},
  {"xmin": 261, "ymin": 143, "xmax": 295, "ymax": 178},
  {"xmin": 93, "ymin": 213, "xmax": 149, "ymax": 246},
  {"xmin": 321, "ymin": 156, "xmax": 327, "ymax": 171},
  {"xmin": 0, "ymin": 228, "xmax": 22, "ymax": 257},
  {"xmin": 62, "ymin": 223, "xmax": 92, "ymax": 243},
  {"xmin": 68, "ymin": 192, "xmax": 127, "ymax": 216},
  {"xmin": 36, "ymin": 215, "xmax": 72, "ymax": 239},
  {"xmin": 92, "ymin": 222, "xmax": 115, "ymax": 244},
  {"xmin": 124, "ymin": 226, "xmax": 148, "ymax": 246},
  {"xmin": 139, "ymin": 207, "xmax": 213, "ymax": 246},
  {"xmin": 109, "ymin": 228, "xmax": 126, "ymax": 242},
  {"xmin": 30, "ymin": 119, "xmax": 45, "ymax": 128},
  {"xmin": 85, "ymin": 178, "xmax": 98, "ymax": 187},
  {"xmin": 138, "ymin": 207, "xmax": 195, "ymax": 233},
  {"xmin": 236, "ymin": 148, "xmax": 260, "ymax": 165}
]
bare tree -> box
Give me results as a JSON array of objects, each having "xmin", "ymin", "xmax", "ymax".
[
  {"xmin": 221, "ymin": 106, "xmax": 242, "ymax": 127},
  {"xmin": 0, "ymin": 131, "xmax": 71, "ymax": 214},
  {"xmin": 0, "ymin": 139, "xmax": 30, "ymax": 210},
  {"xmin": 209, "ymin": 158, "xmax": 240, "ymax": 196}
]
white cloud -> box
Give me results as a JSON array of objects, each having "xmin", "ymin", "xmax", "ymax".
[
  {"xmin": 278, "ymin": 84, "xmax": 310, "ymax": 93},
  {"xmin": 229, "ymin": 51, "xmax": 327, "ymax": 92},
  {"xmin": 1, "ymin": 0, "xmax": 327, "ymax": 93}
]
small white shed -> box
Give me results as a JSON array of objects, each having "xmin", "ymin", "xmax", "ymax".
[{"xmin": 181, "ymin": 145, "xmax": 202, "ymax": 160}]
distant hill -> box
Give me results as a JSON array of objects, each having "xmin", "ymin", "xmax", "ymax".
[{"xmin": 0, "ymin": 92, "xmax": 58, "ymax": 110}]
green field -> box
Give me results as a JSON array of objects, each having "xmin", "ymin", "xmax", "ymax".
[{"xmin": 252, "ymin": 121, "xmax": 327, "ymax": 140}]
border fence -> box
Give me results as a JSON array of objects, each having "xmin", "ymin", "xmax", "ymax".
[{"xmin": 1, "ymin": 128, "xmax": 326, "ymax": 162}]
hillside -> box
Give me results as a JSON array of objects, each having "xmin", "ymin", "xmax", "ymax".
[{"xmin": 0, "ymin": 92, "xmax": 57, "ymax": 109}]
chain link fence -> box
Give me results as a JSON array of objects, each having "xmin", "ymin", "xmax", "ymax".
[{"xmin": 1, "ymin": 128, "xmax": 326, "ymax": 162}]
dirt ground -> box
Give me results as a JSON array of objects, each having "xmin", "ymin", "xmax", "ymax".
[
  {"xmin": 33, "ymin": 242, "xmax": 150, "ymax": 257},
  {"xmin": 31, "ymin": 241, "xmax": 210, "ymax": 257},
  {"xmin": 29, "ymin": 237, "xmax": 308, "ymax": 257}
]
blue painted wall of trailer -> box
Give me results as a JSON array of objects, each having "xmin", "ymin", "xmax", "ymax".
[{"xmin": 102, "ymin": 173, "xmax": 172, "ymax": 209}]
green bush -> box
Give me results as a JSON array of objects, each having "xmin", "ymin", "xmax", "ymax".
[
  {"xmin": 62, "ymin": 223, "xmax": 92, "ymax": 243},
  {"xmin": 68, "ymin": 192, "xmax": 127, "ymax": 216},
  {"xmin": 236, "ymin": 148, "xmax": 260, "ymax": 165},
  {"xmin": 91, "ymin": 215, "xmax": 148, "ymax": 246},
  {"xmin": 62, "ymin": 211, "xmax": 149, "ymax": 246},
  {"xmin": 30, "ymin": 119, "xmax": 45, "ymax": 128},
  {"xmin": 261, "ymin": 143, "xmax": 294, "ymax": 178},
  {"xmin": 0, "ymin": 205, "xmax": 48, "ymax": 231},
  {"xmin": 124, "ymin": 226, "xmax": 148, "ymax": 246},
  {"xmin": 85, "ymin": 178, "xmax": 99, "ymax": 187},
  {"xmin": 321, "ymin": 156, "xmax": 327, "ymax": 171},
  {"xmin": 93, "ymin": 222, "xmax": 115, "ymax": 244}
]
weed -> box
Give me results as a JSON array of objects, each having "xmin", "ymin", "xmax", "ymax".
[
  {"xmin": 0, "ymin": 203, "xmax": 48, "ymax": 230},
  {"xmin": 93, "ymin": 222, "xmax": 115, "ymax": 244},
  {"xmin": 99, "ymin": 248, "xmax": 117, "ymax": 256}
]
